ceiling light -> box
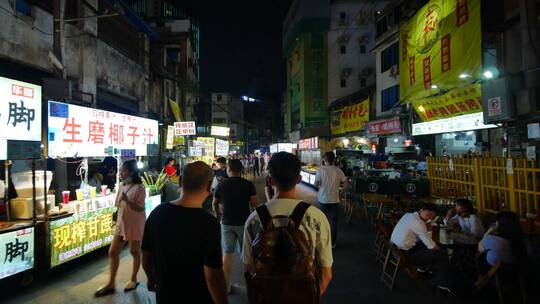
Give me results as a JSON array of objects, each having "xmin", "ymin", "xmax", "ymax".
[
  {"xmin": 431, "ymin": 85, "xmax": 438, "ymax": 89},
  {"xmin": 418, "ymin": 105, "xmax": 426, "ymax": 112},
  {"xmin": 483, "ymin": 70, "xmax": 493, "ymax": 79},
  {"xmin": 459, "ymin": 73, "xmax": 470, "ymax": 79}
]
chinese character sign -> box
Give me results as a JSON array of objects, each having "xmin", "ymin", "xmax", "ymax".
[
  {"xmin": 47, "ymin": 101, "xmax": 159, "ymax": 157},
  {"xmin": 399, "ymin": 0, "xmax": 482, "ymax": 101},
  {"xmin": 412, "ymin": 83, "xmax": 482, "ymax": 121},
  {"xmin": 367, "ymin": 117, "xmax": 402, "ymax": 135},
  {"xmin": 0, "ymin": 77, "xmax": 41, "ymax": 142},
  {"xmin": 0, "ymin": 228, "xmax": 34, "ymax": 280},
  {"xmin": 174, "ymin": 121, "xmax": 196, "ymax": 136},
  {"xmin": 194, "ymin": 137, "xmax": 215, "ymax": 165},
  {"xmin": 210, "ymin": 126, "xmax": 230, "ymax": 137},
  {"xmin": 331, "ymin": 99, "xmax": 370, "ymax": 136},
  {"xmin": 49, "ymin": 207, "xmax": 115, "ymax": 267},
  {"xmin": 215, "ymin": 139, "xmax": 229, "ymax": 156}
]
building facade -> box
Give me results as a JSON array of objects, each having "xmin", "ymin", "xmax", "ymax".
[
  {"xmin": 211, "ymin": 93, "xmax": 244, "ymax": 140},
  {"xmin": 328, "ymin": 0, "xmax": 386, "ymax": 107},
  {"xmin": 283, "ymin": 0, "xmax": 330, "ymax": 139}
]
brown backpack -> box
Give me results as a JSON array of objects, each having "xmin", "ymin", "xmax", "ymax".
[{"xmin": 245, "ymin": 202, "xmax": 319, "ymax": 304}]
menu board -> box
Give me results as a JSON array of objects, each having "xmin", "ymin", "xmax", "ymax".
[
  {"xmin": 48, "ymin": 101, "xmax": 159, "ymax": 157},
  {"xmin": 49, "ymin": 207, "xmax": 114, "ymax": 267},
  {"xmin": 215, "ymin": 138, "xmax": 229, "ymax": 156},
  {"xmin": 0, "ymin": 227, "xmax": 34, "ymax": 280}
]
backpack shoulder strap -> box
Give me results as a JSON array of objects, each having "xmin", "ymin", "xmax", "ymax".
[
  {"xmin": 290, "ymin": 201, "xmax": 311, "ymax": 229},
  {"xmin": 255, "ymin": 204, "xmax": 273, "ymax": 230}
]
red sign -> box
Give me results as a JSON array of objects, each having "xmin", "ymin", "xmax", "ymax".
[
  {"xmin": 298, "ymin": 137, "xmax": 318, "ymax": 150},
  {"xmin": 404, "ymin": 140, "xmax": 412, "ymax": 147},
  {"xmin": 11, "ymin": 84, "xmax": 34, "ymax": 98},
  {"xmin": 367, "ymin": 117, "xmax": 401, "ymax": 135}
]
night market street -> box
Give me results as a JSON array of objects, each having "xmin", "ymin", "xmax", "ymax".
[{"xmin": 2, "ymin": 175, "xmax": 442, "ymax": 304}]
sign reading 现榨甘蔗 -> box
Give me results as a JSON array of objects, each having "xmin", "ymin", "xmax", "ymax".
[
  {"xmin": 49, "ymin": 207, "xmax": 114, "ymax": 267},
  {"xmin": 47, "ymin": 101, "xmax": 159, "ymax": 158},
  {"xmin": 399, "ymin": 0, "xmax": 482, "ymax": 101},
  {"xmin": 0, "ymin": 228, "xmax": 34, "ymax": 280}
]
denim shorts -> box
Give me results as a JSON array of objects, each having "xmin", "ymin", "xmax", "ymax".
[{"xmin": 221, "ymin": 224, "xmax": 244, "ymax": 254}]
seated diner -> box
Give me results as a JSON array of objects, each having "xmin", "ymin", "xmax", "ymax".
[{"xmin": 444, "ymin": 198, "xmax": 484, "ymax": 238}]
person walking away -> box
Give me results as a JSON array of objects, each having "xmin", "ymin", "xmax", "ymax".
[
  {"xmin": 259, "ymin": 154, "xmax": 266, "ymax": 174},
  {"xmin": 314, "ymin": 152, "xmax": 349, "ymax": 248},
  {"xmin": 390, "ymin": 203, "xmax": 453, "ymax": 294},
  {"xmin": 212, "ymin": 157, "xmax": 229, "ymax": 192},
  {"xmin": 164, "ymin": 157, "xmax": 177, "ymax": 177},
  {"xmin": 253, "ymin": 153, "xmax": 261, "ymax": 178},
  {"xmin": 95, "ymin": 160, "xmax": 146, "ymax": 297},
  {"xmin": 212, "ymin": 159, "xmax": 258, "ymax": 293},
  {"xmin": 444, "ymin": 198, "xmax": 484, "ymax": 238},
  {"xmin": 142, "ymin": 161, "xmax": 228, "ymax": 304},
  {"xmin": 243, "ymin": 152, "xmax": 333, "ymax": 303}
]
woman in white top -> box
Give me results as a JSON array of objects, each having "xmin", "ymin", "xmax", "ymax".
[{"xmin": 444, "ymin": 198, "xmax": 484, "ymax": 238}]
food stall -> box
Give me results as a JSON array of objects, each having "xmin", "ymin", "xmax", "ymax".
[
  {"xmin": 298, "ymin": 137, "xmax": 325, "ymax": 187},
  {"xmin": 0, "ymin": 77, "xmax": 42, "ymax": 282},
  {"xmin": 46, "ymin": 101, "xmax": 160, "ymax": 268}
]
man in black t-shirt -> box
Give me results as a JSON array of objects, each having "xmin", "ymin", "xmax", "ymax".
[
  {"xmin": 142, "ymin": 161, "xmax": 227, "ymax": 304},
  {"xmin": 212, "ymin": 159, "xmax": 258, "ymax": 293}
]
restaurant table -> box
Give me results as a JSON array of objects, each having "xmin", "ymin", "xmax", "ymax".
[
  {"xmin": 436, "ymin": 228, "xmax": 479, "ymax": 248},
  {"xmin": 363, "ymin": 193, "xmax": 395, "ymax": 220}
]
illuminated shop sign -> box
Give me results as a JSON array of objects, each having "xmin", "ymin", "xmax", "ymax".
[
  {"xmin": 0, "ymin": 227, "xmax": 34, "ymax": 279},
  {"xmin": 412, "ymin": 112, "xmax": 496, "ymax": 136}
]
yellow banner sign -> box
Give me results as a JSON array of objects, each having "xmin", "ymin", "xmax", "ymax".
[
  {"xmin": 412, "ymin": 83, "xmax": 482, "ymax": 121},
  {"xmin": 331, "ymin": 99, "xmax": 370, "ymax": 135},
  {"xmin": 169, "ymin": 99, "xmax": 182, "ymax": 122},
  {"xmin": 399, "ymin": 0, "xmax": 482, "ymax": 101}
]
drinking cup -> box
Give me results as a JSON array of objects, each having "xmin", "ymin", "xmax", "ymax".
[{"xmin": 62, "ymin": 191, "xmax": 70, "ymax": 204}]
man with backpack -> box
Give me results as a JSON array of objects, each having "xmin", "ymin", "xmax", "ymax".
[{"xmin": 242, "ymin": 152, "xmax": 333, "ymax": 303}]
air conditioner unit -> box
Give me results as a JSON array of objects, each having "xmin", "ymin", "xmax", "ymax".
[
  {"xmin": 389, "ymin": 65, "xmax": 398, "ymax": 76},
  {"xmin": 341, "ymin": 68, "xmax": 352, "ymax": 78},
  {"xmin": 338, "ymin": 35, "xmax": 350, "ymax": 44}
]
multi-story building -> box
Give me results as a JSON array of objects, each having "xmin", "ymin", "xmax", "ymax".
[
  {"xmin": 130, "ymin": 0, "xmax": 200, "ymax": 124},
  {"xmin": 328, "ymin": 0, "xmax": 387, "ymax": 106},
  {"xmin": 283, "ymin": 0, "xmax": 330, "ymax": 140},
  {"xmin": 210, "ymin": 93, "xmax": 244, "ymax": 140}
]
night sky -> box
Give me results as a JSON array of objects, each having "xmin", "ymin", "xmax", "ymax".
[{"xmin": 188, "ymin": 1, "xmax": 292, "ymax": 100}]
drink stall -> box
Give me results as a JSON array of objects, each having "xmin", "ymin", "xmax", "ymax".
[
  {"xmin": 45, "ymin": 101, "xmax": 160, "ymax": 268},
  {"xmin": 0, "ymin": 77, "xmax": 42, "ymax": 283}
]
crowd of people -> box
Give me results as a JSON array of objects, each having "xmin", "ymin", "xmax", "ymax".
[
  {"xmin": 91, "ymin": 151, "xmax": 531, "ymax": 303},
  {"xmin": 93, "ymin": 151, "xmax": 344, "ymax": 303}
]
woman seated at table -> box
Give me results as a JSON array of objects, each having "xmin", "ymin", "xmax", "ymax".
[
  {"xmin": 478, "ymin": 211, "xmax": 526, "ymax": 274},
  {"xmin": 444, "ymin": 198, "xmax": 484, "ymax": 238}
]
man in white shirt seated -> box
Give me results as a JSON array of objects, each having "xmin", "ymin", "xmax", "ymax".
[
  {"xmin": 444, "ymin": 198, "xmax": 484, "ymax": 238},
  {"xmin": 390, "ymin": 203, "xmax": 453, "ymax": 294}
]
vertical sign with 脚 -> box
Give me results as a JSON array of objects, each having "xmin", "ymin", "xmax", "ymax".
[
  {"xmin": 0, "ymin": 77, "xmax": 42, "ymax": 142},
  {"xmin": 0, "ymin": 228, "xmax": 34, "ymax": 280}
]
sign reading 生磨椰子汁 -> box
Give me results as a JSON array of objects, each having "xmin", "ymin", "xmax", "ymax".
[
  {"xmin": 47, "ymin": 101, "xmax": 159, "ymax": 157},
  {"xmin": 0, "ymin": 77, "xmax": 42, "ymax": 142},
  {"xmin": 0, "ymin": 227, "xmax": 34, "ymax": 280}
]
